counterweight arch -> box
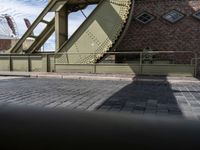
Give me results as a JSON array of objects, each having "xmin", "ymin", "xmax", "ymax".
[{"xmin": 56, "ymin": 0, "xmax": 134, "ymax": 64}]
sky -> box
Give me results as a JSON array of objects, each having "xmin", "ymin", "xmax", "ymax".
[{"xmin": 0, "ymin": 0, "xmax": 95, "ymax": 50}]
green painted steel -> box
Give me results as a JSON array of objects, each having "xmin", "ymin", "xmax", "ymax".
[
  {"xmin": 0, "ymin": 56, "xmax": 10, "ymax": 71},
  {"xmin": 3, "ymin": 0, "xmax": 196, "ymax": 76},
  {"xmin": 0, "ymin": 53, "xmax": 195, "ymax": 76},
  {"xmin": 49, "ymin": 0, "xmax": 100, "ymax": 5},
  {"xmin": 56, "ymin": 0, "xmax": 133, "ymax": 64},
  {"xmin": 9, "ymin": 0, "xmax": 101, "ymax": 54},
  {"xmin": 141, "ymin": 65, "xmax": 194, "ymax": 76},
  {"xmin": 26, "ymin": 19, "xmax": 55, "ymax": 53},
  {"xmin": 55, "ymin": 64, "xmax": 194, "ymax": 76},
  {"xmin": 0, "ymin": 54, "xmax": 53, "ymax": 72},
  {"xmin": 9, "ymin": 0, "xmax": 64, "ymax": 53}
]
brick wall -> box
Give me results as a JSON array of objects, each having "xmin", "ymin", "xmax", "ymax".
[
  {"xmin": 0, "ymin": 39, "xmax": 11, "ymax": 52},
  {"xmin": 117, "ymin": 0, "xmax": 200, "ymax": 75}
]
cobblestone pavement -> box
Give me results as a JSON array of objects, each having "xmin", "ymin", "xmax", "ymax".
[{"xmin": 0, "ymin": 76, "xmax": 200, "ymax": 120}]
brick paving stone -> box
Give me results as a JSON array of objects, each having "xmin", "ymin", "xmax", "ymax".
[
  {"xmin": 145, "ymin": 109, "xmax": 156, "ymax": 114},
  {"xmin": 134, "ymin": 102, "xmax": 146, "ymax": 111},
  {"xmin": 157, "ymin": 104, "xmax": 168, "ymax": 110},
  {"xmin": 147, "ymin": 100, "xmax": 158, "ymax": 106},
  {"xmin": 192, "ymin": 108, "xmax": 200, "ymax": 113},
  {"xmin": 190, "ymin": 103, "xmax": 200, "ymax": 108},
  {"xmin": 182, "ymin": 111, "xmax": 197, "ymax": 118},
  {"xmin": 1, "ymin": 77, "xmax": 200, "ymax": 120},
  {"xmin": 57, "ymin": 101, "xmax": 73, "ymax": 108},
  {"xmin": 157, "ymin": 109, "xmax": 168, "ymax": 114},
  {"xmin": 124, "ymin": 102, "xmax": 135, "ymax": 110},
  {"xmin": 99, "ymin": 105, "xmax": 111, "ymax": 111},
  {"xmin": 121, "ymin": 107, "xmax": 133, "ymax": 112},
  {"xmin": 178, "ymin": 105, "xmax": 192, "ymax": 111},
  {"xmin": 45, "ymin": 101, "xmax": 61, "ymax": 108},
  {"xmin": 133, "ymin": 110, "xmax": 144, "ymax": 114}
]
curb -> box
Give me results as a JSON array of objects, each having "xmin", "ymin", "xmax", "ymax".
[
  {"xmin": 0, "ymin": 72, "xmax": 31, "ymax": 78},
  {"xmin": 0, "ymin": 72, "xmax": 199, "ymax": 83},
  {"xmin": 0, "ymin": 72, "xmax": 135, "ymax": 81}
]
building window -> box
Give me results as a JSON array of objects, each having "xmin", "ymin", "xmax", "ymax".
[
  {"xmin": 162, "ymin": 10, "xmax": 184, "ymax": 23},
  {"xmin": 135, "ymin": 12, "xmax": 154, "ymax": 24},
  {"xmin": 193, "ymin": 11, "xmax": 200, "ymax": 20}
]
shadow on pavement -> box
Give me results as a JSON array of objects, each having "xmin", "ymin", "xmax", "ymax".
[{"xmin": 97, "ymin": 75, "xmax": 184, "ymax": 118}]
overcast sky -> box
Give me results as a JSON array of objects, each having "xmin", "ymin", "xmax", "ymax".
[{"xmin": 0, "ymin": 0, "xmax": 95, "ymax": 50}]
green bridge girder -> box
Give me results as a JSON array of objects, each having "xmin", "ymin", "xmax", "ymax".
[
  {"xmin": 0, "ymin": 0, "xmax": 196, "ymax": 76},
  {"xmin": 9, "ymin": 0, "xmax": 134, "ymax": 65}
]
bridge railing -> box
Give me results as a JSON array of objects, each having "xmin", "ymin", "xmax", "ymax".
[
  {"xmin": 0, "ymin": 51, "xmax": 197, "ymax": 76},
  {"xmin": 54, "ymin": 51, "xmax": 196, "ymax": 76},
  {"xmin": 54, "ymin": 51, "xmax": 195, "ymax": 64}
]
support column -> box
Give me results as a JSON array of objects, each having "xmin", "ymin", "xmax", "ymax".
[{"xmin": 55, "ymin": 5, "xmax": 68, "ymax": 50}]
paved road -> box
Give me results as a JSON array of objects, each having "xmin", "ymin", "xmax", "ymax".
[{"xmin": 0, "ymin": 76, "xmax": 200, "ymax": 120}]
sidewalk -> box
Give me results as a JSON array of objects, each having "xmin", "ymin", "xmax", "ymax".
[
  {"xmin": 0, "ymin": 71, "xmax": 135, "ymax": 81},
  {"xmin": 0, "ymin": 72, "xmax": 200, "ymax": 120},
  {"xmin": 0, "ymin": 71, "xmax": 199, "ymax": 83}
]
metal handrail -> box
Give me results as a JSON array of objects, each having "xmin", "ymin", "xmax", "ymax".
[
  {"xmin": 0, "ymin": 51, "xmax": 196, "ymax": 75},
  {"xmin": 55, "ymin": 51, "xmax": 195, "ymax": 55},
  {"xmin": 191, "ymin": 57, "xmax": 200, "ymax": 77},
  {"xmin": 0, "ymin": 51, "xmax": 195, "ymax": 64},
  {"xmin": 53, "ymin": 51, "xmax": 196, "ymax": 64},
  {"xmin": 191, "ymin": 57, "xmax": 200, "ymax": 64},
  {"xmin": 0, "ymin": 51, "xmax": 195, "ymax": 55}
]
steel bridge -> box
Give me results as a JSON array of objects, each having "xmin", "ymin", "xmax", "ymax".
[{"xmin": 0, "ymin": 0, "xmax": 196, "ymax": 76}]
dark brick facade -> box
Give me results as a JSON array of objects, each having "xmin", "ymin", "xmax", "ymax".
[
  {"xmin": 0, "ymin": 39, "xmax": 11, "ymax": 52},
  {"xmin": 117, "ymin": 0, "xmax": 200, "ymax": 75}
]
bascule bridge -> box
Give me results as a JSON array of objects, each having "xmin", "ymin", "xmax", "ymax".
[{"xmin": 0, "ymin": 0, "xmax": 198, "ymax": 76}]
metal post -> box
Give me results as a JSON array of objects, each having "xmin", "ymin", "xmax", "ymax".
[
  {"xmin": 9, "ymin": 55, "xmax": 13, "ymax": 71},
  {"xmin": 42, "ymin": 54, "xmax": 48, "ymax": 72},
  {"xmin": 140, "ymin": 52, "xmax": 143, "ymax": 74},
  {"xmin": 46, "ymin": 54, "xmax": 49, "ymax": 72},
  {"xmin": 53, "ymin": 54, "xmax": 56, "ymax": 72},
  {"xmin": 194, "ymin": 53, "xmax": 198, "ymax": 77},
  {"xmin": 28, "ymin": 55, "xmax": 31, "ymax": 72},
  {"xmin": 55, "ymin": 5, "xmax": 68, "ymax": 50},
  {"xmin": 93, "ymin": 52, "xmax": 96, "ymax": 73}
]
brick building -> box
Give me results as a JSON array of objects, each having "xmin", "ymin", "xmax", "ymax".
[
  {"xmin": 0, "ymin": 38, "xmax": 34, "ymax": 53},
  {"xmin": 0, "ymin": 39, "xmax": 11, "ymax": 52},
  {"xmin": 117, "ymin": 0, "xmax": 200, "ymax": 74}
]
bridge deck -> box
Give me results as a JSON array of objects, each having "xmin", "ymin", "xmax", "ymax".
[{"xmin": 0, "ymin": 75, "xmax": 200, "ymax": 120}]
